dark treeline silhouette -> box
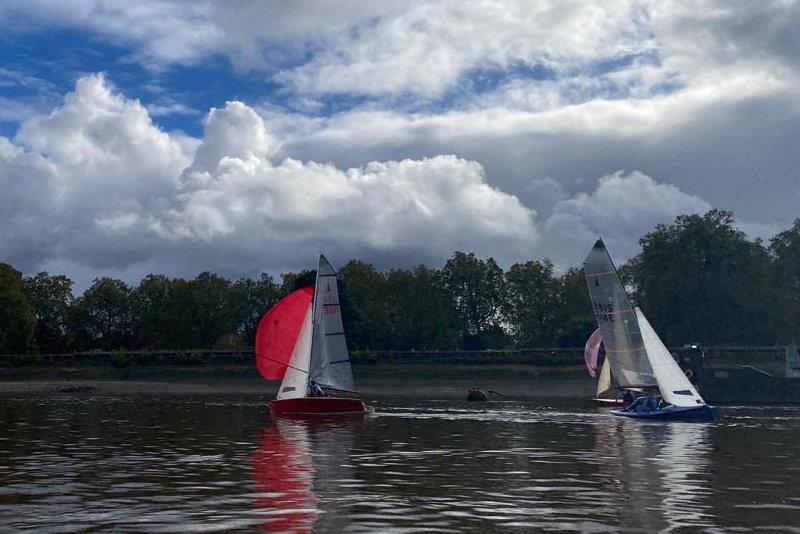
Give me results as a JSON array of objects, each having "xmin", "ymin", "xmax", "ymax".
[{"xmin": 0, "ymin": 209, "xmax": 798, "ymax": 355}]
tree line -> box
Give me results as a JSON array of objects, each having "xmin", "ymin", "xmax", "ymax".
[{"xmin": 0, "ymin": 209, "xmax": 798, "ymax": 355}]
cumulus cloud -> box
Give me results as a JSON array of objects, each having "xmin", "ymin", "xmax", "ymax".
[
  {"xmin": 540, "ymin": 171, "xmax": 712, "ymax": 265},
  {"xmin": 0, "ymin": 75, "xmax": 538, "ymax": 285},
  {"xmin": 4, "ymin": 0, "xmax": 797, "ymax": 283}
]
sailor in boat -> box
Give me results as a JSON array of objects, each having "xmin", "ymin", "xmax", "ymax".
[
  {"xmin": 308, "ymin": 380, "xmax": 326, "ymax": 398},
  {"xmin": 622, "ymin": 390, "xmax": 635, "ymax": 406}
]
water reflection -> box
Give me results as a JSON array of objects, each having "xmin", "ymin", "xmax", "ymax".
[
  {"xmin": 252, "ymin": 420, "xmax": 318, "ymax": 533},
  {"xmin": 595, "ymin": 418, "xmax": 714, "ymax": 532},
  {"xmin": 2, "ymin": 394, "xmax": 799, "ymax": 532},
  {"xmin": 252, "ymin": 418, "xmax": 360, "ymax": 533}
]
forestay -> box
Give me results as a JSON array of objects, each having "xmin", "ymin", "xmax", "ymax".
[
  {"xmin": 583, "ymin": 239, "xmax": 656, "ymax": 388},
  {"xmin": 635, "ymin": 307, "xmax": 705, "ymax": 407},
  {"xmin": 309, "ymin": 254, "xmax": 356, "ymax": 393}
]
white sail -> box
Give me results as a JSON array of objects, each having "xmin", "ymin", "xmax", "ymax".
[
  {"xmin": 596, "ymin": 358, "xmax": 613, "ymax": 397},
  {"xmin": 309, "ymin": 254, "xmax": 356, "ymax": 393},
  {"xmin": 787, "ymin": 341, "xmax": 800, "ymax": 378},
  {"xmin": 634, "ymin": 307, "xmax": 706, "ymax": 408},
  {"xmin": 276, "ymin": 306, "xmax": 313, "ymax": 400},
  {"xmin": 583, "ymin": 239, "xmax": 657, "ymax": 388}
]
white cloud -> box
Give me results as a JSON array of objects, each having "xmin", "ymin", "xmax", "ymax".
[
  {"xmin": 275, "ymin": 1, "xmax": 653, "ymax": 97},
  {"xmin": 1, "ymin": 74, "xmax": 538, "ymax": 284},
  {"xmin": 4, "ymin": 0, "xmax": 799, "ymax": 283},
  {"xmin": 541, "ymin": 171, "xmax": 712, "ymax": 265}
]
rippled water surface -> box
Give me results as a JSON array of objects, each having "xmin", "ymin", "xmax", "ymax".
[{"xmin": 2, "ymin": 392, "xmax": 800, "ymax": 532}]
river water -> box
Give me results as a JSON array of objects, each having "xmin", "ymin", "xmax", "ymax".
[{"xmin": 1, "ymin": 391, "xmax": 799, "ymax": 533}]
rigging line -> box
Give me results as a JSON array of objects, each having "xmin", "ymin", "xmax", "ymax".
[{"xmin": 260, "ymin": 355, "xmax": 308, "ymax": 374}]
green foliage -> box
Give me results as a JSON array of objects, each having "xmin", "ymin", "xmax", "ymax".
[
  {"xmin": 625, "ymin": 209, "xmax": 776, "ymax": 345},
  {"xmin": 770, "ymin": 219, "xmax": 800, "ymax": 341},
  {"xmin": 504, "ymin": 259, "xmax": 563, "ymax": 346},
  {"xmin": 338, "ymin": 261, "xmax": 391, "ymax": 349},
  {"xmin": 442, "ymin": 252, "xmax": 508, "ymax": 349},
  {"xmin": 23, "ymin": 271, "xmax": 73, "ymax": 353},
  {"xmin": 557, "ymin": 268, "xmax": 596, "ymax": 347},
  {"xmin": 68, "ymin": 277, "xmax": 134, "ymax": 350},
  {"xmin": 0, "ymin": 263, "xmax": 35, "ymax": 353},
  {"xmin": 230, "ymin": 273, "xmax": 280, "ymax": 341},
  {"xmin": 384, "ymin": 265, "xmax": 459, "ymax": 349}
]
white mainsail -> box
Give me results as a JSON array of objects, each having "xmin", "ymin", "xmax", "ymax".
[
  {"xmin": 583, "ymin": 239, "xmax": 657, "ymax": 388},
  {"xmin": 276, "ymin": 306, "xmax": 314, "ymax": 400},
  {"xmin": 635, "ymin": 307, "xmax": 706, "ymax": 408},
  {"xmin": 309, "ymin": 254, "xmax": 356, "ymax": 393}
]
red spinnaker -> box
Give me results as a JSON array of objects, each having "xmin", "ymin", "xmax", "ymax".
[
  {"xmin": 584, "ymin": 327, "xmax": 603, "ymax": 378},
  {"xmin": 255, "ymin": 287, "xmax": 314, "ymax": 380}
]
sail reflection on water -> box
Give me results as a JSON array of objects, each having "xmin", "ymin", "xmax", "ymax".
[
  {"xmin": 594, "ymin": 419, "xmax": 715, "ymax": 532},
  {"xmin": 251, "ymin": 418, "xmax": 360, "ymax": 533},
  {"xmin": 252, "ymin": 420, "xmax": 319, "ymax": 533}
]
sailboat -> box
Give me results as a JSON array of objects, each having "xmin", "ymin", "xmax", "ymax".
[
  {"xmin": 583, "ymin": 239, "xmax": 714, "ymax": 420},
  {"xmin": 255, "ymin": 254, "xmax": 368, "ymax": 416},
  {"xmin": 584, "ymin": 327, "xmax": 626, "ymax": 406}
]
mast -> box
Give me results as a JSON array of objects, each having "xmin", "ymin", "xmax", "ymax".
[{"xmin": 306, "ymin": 254, "xmax": 323, "ymax": 393}]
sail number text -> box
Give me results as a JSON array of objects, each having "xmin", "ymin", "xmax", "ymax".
[{"xmin": 595, "ymin": 302, "xmax": 615, "ymax": 322}]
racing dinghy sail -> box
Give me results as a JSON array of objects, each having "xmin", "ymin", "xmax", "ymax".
[
  {"xmin": 583, "ymin": 239, "xmax": 713, "ymax": 420},
  {"xmin": 584, "ymin": 328, "xmax": 626, "ymax": 406},
  {"xmin": 255, "ymin": 254, "xmax": 368, "ymax": 416}
]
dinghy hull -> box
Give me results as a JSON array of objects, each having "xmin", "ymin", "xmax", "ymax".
[
  {"xmin": 271, "ymin": 397, "xmax": 368, "ymax": 416},
  {"xmin": 610, "ymin": 404, "xmax": 715, "ymax": 421}
]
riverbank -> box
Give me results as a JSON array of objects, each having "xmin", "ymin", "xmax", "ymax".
[{"xmin": 0, "ymin": 375, "xmax": 594, "ymax": 398}]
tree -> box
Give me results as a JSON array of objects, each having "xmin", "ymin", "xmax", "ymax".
[
  {"xmin": 191, "ymin": 272, "xmax": 237, "ymax": 348},
  {"xmin": 69, "ymin": 277, "xmax": 133, "ymax": 350},
  {"xmin": 770, "ymin": 219, "xmax": 800, "ymax": 342},
  {"xmin": 131, "ymin": 274, "xmax": 176, "ymax": 349},
  {"xmin": 0, "ymin": 263, "xmax": 35, "ymax": 353},
  {"xmin": 230, "ymin": 273, "xmax": 280, "ymax": 343},
  {"xmin": 442, "ymin": 252, "xmax": 508, "ymax": 349},
  {"xmin": 338, "ymin": 261, "xmax": 391, "ymax": 349},
  {"xmin": 383, "ymin": 266, "xmax": 459, "ymax": 349},
  {"xmin": 627, "ymin": 209, "xmax": 774, "ymax": 345},
  {"xmin": 557, "ymin": 268, "xmax": 596, "ymax": 347},
  {"xmin": 505, "ymin": 259, "xmax": 562, "ymax": 346},
  {"xmin": 23, "ymin": 272, "xmax": 74, "ymax": 353}
]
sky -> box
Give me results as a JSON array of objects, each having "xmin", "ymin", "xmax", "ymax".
[{"xmin": 0, "ymin": 0, "xmax": 798, "ymax": 290}]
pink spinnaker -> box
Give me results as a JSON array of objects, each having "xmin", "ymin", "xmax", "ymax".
[{"xmin": 584, "ymin": 328, "xmax": 603, "ymax": 378}]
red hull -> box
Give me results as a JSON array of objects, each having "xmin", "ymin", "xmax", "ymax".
[{"xmin": 271, "ymin": 397, "xmax": 368, "ymax": 416}]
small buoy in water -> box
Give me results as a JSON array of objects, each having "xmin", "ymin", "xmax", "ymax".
[{"xmin": 467, "ymin": 388, "xmax": 488, "ymax": 402}]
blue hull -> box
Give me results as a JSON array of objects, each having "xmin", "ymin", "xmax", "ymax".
[{"xmin": 611, "ymin": 404, "xmax": 715, "ymax": 421}]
